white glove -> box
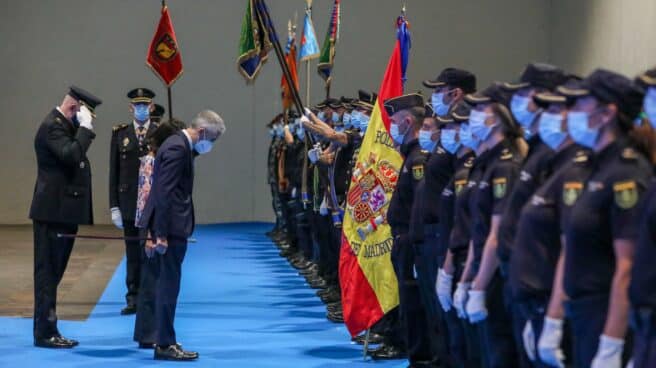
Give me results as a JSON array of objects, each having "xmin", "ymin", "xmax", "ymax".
[
  {"xmin": 626, "ymin": 359, "xmax": 634, "ymax": 368},
  {"xmin": 538, "ymin": 317, "xmax": 565, "ymax": 368},
  {"xmin": 591, "ymin": 335, "xmax": 624, "ymax": 368},
  {"xmin": 436, "ymin": 269, "xmax": 454, "ymax": 312},
  {"xmin": 319, "ymin": 196, "xmax": 329, "ymax": 216},
  {"xmin": 308, "ymin": 148, "xmax": 321, "ymax": 163},
  {"xmin": 111, "ymin": 207, "xmax": 123, "ymax": 229},
  {"xmin": 76, "ymin": 104, "xmax": 93, "ymax": 130},
  {"xmin": 304, "ymin": 107, "xmax": 313, "ymax": 117},
  {"xmin": 412, "ymin": 264, "xmax": 418, "ymax": 279},
  {"xmin": 291, "ymin": 187, "xmax": 297, "ymax": 198},
  {"xmin": 522, "ymin": 321, "xmax": 536, "ymax": 362},
  {"xmin": 453, "ymin": 282, "xmax": 471, "ymax": 319},
  {"xmin": 300, "ymin": 115, "xmax": 311, "ymax": 126},
  {"xmin": 466, "ymin": 289, "xmax": 488, "ymax": 323}
]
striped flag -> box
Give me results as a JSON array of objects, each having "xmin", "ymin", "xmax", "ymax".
[
  {"xmin": 317, "ymin": 0, "xmax": 340, "ymax": 84},
  {"xmin": 339, "ymin": 12, "xmax": 411, "ymax": 336},
  {"xmin": 281, "ymin": 21, "xmax": 299, "ymax": 111},
  {"xmin": 299, "ymin": 0, "xmax": 320, "ymax": 62}
]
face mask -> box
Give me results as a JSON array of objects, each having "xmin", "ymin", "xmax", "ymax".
[
  {"xmin": 359, "ymin": 114, "xmax": 370, "ymax": 133},
  {"xmin": 269, "ymin": 128, "xmax": 275, "ymax": 137},
  {"xmin": 510, "ymin": 94, "xmax": 538, "ymax": 129},
  {"xmin": 469, "ymin": 110, "xmax": 494, "ymax": 141},
  {"xmin": 432, "ymin": 92, "xmax": 450, "ymax": 116},
  {"xmin": 332, "ymin": 112, "xmax": 340, "ymax": 123},
  {"xmin": 644, "ymin": 87, "xmax": 656, "ymax": 129},
  {"xmin": 317, "ymin": 111, "xmax": 326, "ymax": 121},
  {"xmin": 343, "ymin": 113, "xmax": 353, "ymax": 128},
  {"xmin": 459, "ymin": 123, "xmax": 480, "ymax": 150},
  {"xmin": 296, "ymin": 124, "xmax": 305, "ymax": 140},
  {"xmin": 194, "ymin": 130, "xmax": 213, "ymax": 154},
  {"xmin": 441, "ymin": 128, "xmax": 461, "ymax": 154},
  {"xmin": 134, "ymin": 104, "xmax": 150, "ymax": 123},
  {"xmin": 567, "ymin": 111, "xmax": 599, "ymax": 149},
  {"xmin": 274, "ymin": 124, "xmax": 284, "ymax": 137},
  {"xmin": 419, "ymin": 130, "xmax": 437, "ymax": 152},
  {"xmin": 538, "ymin": 112, "xmax": 567, "ymax": 150},
  {"xmin": 390, "ymin": 123, "xmax": 405, "ymax": 144}
]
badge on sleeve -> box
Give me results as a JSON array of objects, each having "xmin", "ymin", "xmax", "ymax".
[
  {"xmin": 563, "ymin": 181, "xmax": 583, "ymax": 206},
  {"xmin": 123, "ymin": 137, "xmax": 130, "ymax": 147},
  {"xmin": 493, "ymin": 177, "xmax": 507, "ymax": 199},
  {"xmin": 412, "ymin": 165, "xmax": 424, "ymax": 180},
  {"xmin": 455, "ymin": 179, "xmax": 467, "ymax": 195},
  {"xmin": 613, "ymin": 181, "xmax": 638, "ymax": 209}
]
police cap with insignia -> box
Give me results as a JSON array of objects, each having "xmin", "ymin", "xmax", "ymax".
[
  {"xmin": 533, "ymin": 75, "xmax": 582, "ymax": 109},
  {"xmin": 635, "ymin": 66, "xmax": 656, "ymax": 89},
  {"xmin": 501, "ymin": 63, "xmax": 567, "ymax": 92},
  {"xmin": 127, "ymin": 88, "xmax": 155, "ymax": 104},
  {"xmin": 424, "ymin": 103, "xmax": 435, "ymax": 119},
  {"xmin": 451, "ymin": 102, "xmax": 472, "ymax": 123},
  {"xmin": 558, "ymin": 68, "xmax": 646, "ymax": 122},
  {"xmin": 354, "ymin": 90, "xmax": 377, "ymax": 112},
  {"xmin": 318, "ymin": 98, "xmax": 340, "ymax": 110},
  {"xmin": 423, "ymin": 68, "xmax": 477, "ymax": 93},
  {"xmin": 383, "ymin": 93, "xmax": 425, "ymax": 116},
  {"xmin": 340, "ymin": 96, "xmax": 357, "ymax": 110},
  {"xmin": 465, "ymin": 82, "xmax": 512, "ymax": 107},
  {"xmin": 151, "ymin": 104, "xmax": 166, "ymax": 120},
  {"xmin": 68, "ymin": 85, "xmax": 102, "ymax": 112}
]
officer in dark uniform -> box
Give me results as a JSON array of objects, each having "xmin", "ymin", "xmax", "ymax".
[
  {"xmin": 507, "ymin": 82, "xmax": 591, "ymax": 367},
  {"xmin": 109, "ymin": 88, "xmax": 159, "ymax": 315},
  {"xmin": 266, "ymin": 114, "xmax": 286, "ymax": 242},
  {"xmin": 424, "ymin": 68, "xmax": 478, "ymax": 117},
  {"xmin": 459, "ymin": 83, "xmax": 525, "ymax": 368},
  {"xmin": 151, "ymin": 104, "xmax": 165, "ymax": 124},
  {"xmin": 30, "ymin": 86, "xmax": 101, "ymax": 348},
  {"xmin": 380, "ymin": 93, "xmax": 433, "ymax": 366},
  {"xmin": 629, "ymin": 66, "xmax": 656, "ymax": 368}
]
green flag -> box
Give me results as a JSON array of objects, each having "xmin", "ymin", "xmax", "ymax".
[{"xmin": 237, "ymin": 0, "xmax": 272, "ymax": 83}]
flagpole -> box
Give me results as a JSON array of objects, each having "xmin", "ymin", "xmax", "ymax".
[
  {"xmin": 305, "ymin": 0, "xmax": 312, "ymax": 106},
  {"xmin": 162, "ymin": 0, "xmax": 173, "ymax": 121}
]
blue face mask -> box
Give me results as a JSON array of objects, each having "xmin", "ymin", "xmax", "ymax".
[
  {"xmin": 274, "ymin": 124, "xmax": 285, "ymax": 138},
  {"xmin": 459, "ymin": 123, "xmax": 479, "ymax": 150},
  {"xmin": 644, "ymin": 87, "xmax": 656, "ymax": 129},
  {"xmin": 194, "ymin": 130, "xmax": 213, "ymax": 155},
  {"xmin": 332, "ymin": 112, "xmax": 340, "ymax": 123},
  {"xmin": 296, "ymin": 125, "xmax": 305, "ymax": 140},
  {"xmin": 469, "ymin": 110, "xmax": 494, "ymax": 141},
  {"xmin": 390, "ymin": 123, "xmax": 405, "ymax": 144},
  {"xmin": 538, "ymin": 112, "xmax": 567, "ymax": 150},
  {"xmin": 418, "ymin": 130, "xmax": 437, "ymax": 152},
  {"xmin": 343, "ymin": 112, "xmax": 353, "ymax": 128},
  {"xmin": 567, "ymin": 111, "xmax": 598, "ymax": 149},
  {"xmin": 134, "ymin": 104, "xmax": 150, "ymax": 123},
  {"xmin": 317, "ymin": 111, "xmax": 326, "ymax": 121},
  {"xmin": 510, "ymin": 94, "xmax": 538, "ymax": 129},
  {"xmin": 432, "ymin": 92, "xmax": 450, "ymax": 116},
  {"xmin": 441, "ymin": 129, "xmax": 461, "ymax": 154},
  {"xmin": 359, "ymin": 114, "xmax": 370, "ymax": 133}
]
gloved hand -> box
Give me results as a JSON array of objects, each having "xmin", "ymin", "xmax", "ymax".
[
  {"xmin": 453, "ymin": 282, "xmax": 471, "ymax": 319},
  {"xmin": 308, "ymin": 148, "xmax": 321, "ymax": 163},
  {"xmin": 145, "ymin": 238, "xmax": 156, "ymax": 259},
  {"xmin": 77, "ymin": 104, "xmax": 93, "ymax": 130},
  {"xmin": 591, "ymin": 335, "xmax": 624, "ymax": 368},
  {"xmin": 412, "ymin": 264, "xmax": 418, "ymax": 279},
  {"xmin": 319, "ymin": 196, "xmax": 329, "ymax": 216},
  {"xmin": 626, "ymin": 359, "xmax": 634, "ymax": 368},
  {"xmin": 522, "ymin": 321, "xmax": 536, "ymax": 362},
  {"xmin": 436, "ymin": 269, "xmax": 453, "ymax": 312},
  {"xmin": 538, "ymin": 317, "xmax": 565, "ymax": 368},
  {"xmin": 291, "ymin": 187, "xmax": 297, "ymax": 198},
  {"xmin": 300, "ymin": 115, "xmax": 311, "ymax": 127},
  {"xmin": 465, "ymin": 289, "xmax": 487, "ymax": 323},
  {"xmin": 110, "ymin": 207, "xmax": 123, "ymax": 229}
]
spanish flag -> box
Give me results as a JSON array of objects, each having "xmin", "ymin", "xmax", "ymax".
[
  {"xmin": 339, "ymin": 13, "xmax": 411, "ymax": 336},
  {"xmin": 280, "ymin": 21, "xmax": 299, "ymax": 111}
]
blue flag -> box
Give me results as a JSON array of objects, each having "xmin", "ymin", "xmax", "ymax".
[{"xmin": 299, "ymin": 6, "xmax": 319, "ymax": 61}]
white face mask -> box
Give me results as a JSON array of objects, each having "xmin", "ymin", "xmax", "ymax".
[{"xmin": 194, "ymin": 130, "xmax": 213, "ymax": 154}]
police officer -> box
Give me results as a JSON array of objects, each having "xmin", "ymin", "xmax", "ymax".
[
  {"xmin": 548, "ymin": 69, "xmax": 651, "ymax": 368},
  {"xmin": 109, "ymin": 87, "xmax": 159, "ymax": 315},
  {"xmin": 30, "ymin": 86, "xmax": 101, "ymax": 348},
  {"xmin": 425, "ymin": 68, "xmax": 477, "ymax": 117},
  {"xmin": 629, "ymin": 66, "xmax": 656, "ymax": 368},
  {"xmin": 266, "ymin": 114, "xmax": 286, "ymax": 242},
  {"xmin": 151, "ymin": 104, "xmax": 165, "ymax": 124},
  {"xmin": 383, "ymin": 93, "xmax": 433, "ymax": 366}
]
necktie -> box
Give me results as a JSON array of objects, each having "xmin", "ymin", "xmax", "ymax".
[{"xmin": 137, "ymin": 126, "xmax": 145, "ymax": 145}]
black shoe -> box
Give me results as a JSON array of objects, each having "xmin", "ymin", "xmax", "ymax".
[
  {"xmin": 308, "ymin": 278, "xmax": 329, "ymax": 289},
  {"xmin": 317, "ymin": 286, "xmax": 336, "ymax": 298},
  {"xmin": 279, "ymin": 249, "xmax": 295, "ymax": 258},
  {"xmin": 368, "ymin": 343, "xmax": 407, "ymax": 360},
  {"xmin": 320, "ymin": 289, "xmax": 341, "ymax": 304},
  {"xmin": 299, "ymin": 263, "xmax": 319, "ymax": 275},
  {"xmin": 34, "ymin": 336, "xmax": 78, "ymax": 349},
  {"xmin": 292, "ymin": 259, "xmax": 312, "ymax": 270},
  {"xmin": 327, "ymin": 301, "xmax": 342, "ymax": 313},
  {"xmin": 138, "ymin": 342, "xmax": 156, "ymax": 349},
  {"xmin": 121, "ymin": 304, "xmax": 137, "ymax": 315},
  {"xmin": 154, "ymin": 344, "xmax": 199, "ymax": 361},
  {"xmin": 352, "ymin": 332, "xmax": 385, "ymax": 345},
  {"xmin": 326, "ymin": 309, "xmax": 344, "ymax": 323}
]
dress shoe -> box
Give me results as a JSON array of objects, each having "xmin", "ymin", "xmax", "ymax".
[
  {"xmin": 299, "ymin": 264, "xmax": 318, "ymax": 275},
  {"xmin": 308, "ymin": 278, "xmax": 329, "ymax": 289},
  {"xmin": 121, "ymin": 304, "xmax": 137, "ymax": 315},
  {"xmin": 304, "ymin": 274, "xmax": 325, "ymax": 285},
  {"xmin": 317, "ymin": 286, "xmax": 336, "ymax": 298},
  {"xmin": 292, "ymin": 258, "xmax": 312, "ymax": 270},
  {"xmin": 352, "ymin": 332, "xmax": 385, "ymax": 345},
  {"xmin": 154, "ymin": 344, "xmax": 199, "ymax": 361},
  {"xmin": 326, "ymin": 309, "xmax": 344, "ymax": 323},
  {"xmin": 279, "ymin": 248, "xmax": 295, "ymax": 258},
  {"xmin": 34, "ymin": 336, "xmax": 78, "ymax": 349},
  {"xmin": 327, "ymin": 302, "xmax": 342, "ymax": 313},
  {"xmin": 368, "ymin": 343, "xmax": 407, "ymax": 360},
  {"xmin": 320, "ymin": 289, "xmax": 341, "ymax": 304}
]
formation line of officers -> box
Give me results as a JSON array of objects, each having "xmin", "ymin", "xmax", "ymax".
[{"xmin": 266, "ymin": 63, "xmax": 656, "ymax": 368}]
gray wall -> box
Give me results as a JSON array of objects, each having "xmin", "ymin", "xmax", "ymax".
[{"xmin": 0, "ymin": 0, "xmax": 551, "ymax": 224}]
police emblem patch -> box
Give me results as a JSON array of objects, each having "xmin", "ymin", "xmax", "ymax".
[
  {"xmin": 563, "ymin": 181, "xmax": 583, "ymax": 206},
  {"xmin": 412, "ymin": 165, "xmax": 424, "ymax": 180},
  {"xmin": 455, "ymin": 179, "xmax": 467, "ymax": 195},
  {"xmin": 123, "ymin": 137, "xmax": 130, "ymax": 147},
  {"xmin": 493, "ymin": 177, "xmax": 507, "ymax": 199},
  {"xmin": 613, "ymin": 181, "xmax": 638, "ymax": 209},
  {"xmin": 155, "ymin": 33, "xmax": 178, "ymax": 61}
]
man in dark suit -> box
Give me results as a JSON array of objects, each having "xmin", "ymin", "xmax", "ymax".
[
  {"xmin": 139, "ymin": 110, "xmax": 225, "ymax": 361},
  {"xmin": 109, "ymin": 88, "xmax": 159, "ymax": 315},
  {"xmin": 29, "ymin": 86, "xmax": 101, "ymax": 348}
]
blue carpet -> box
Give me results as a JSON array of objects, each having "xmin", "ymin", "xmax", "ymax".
[{"xmin": 0, "ymin": 223, "xmax": 404, "ymax": 367}]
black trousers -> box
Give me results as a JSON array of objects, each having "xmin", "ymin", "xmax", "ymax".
[
  {"xmin": 270, "ymin": 183, "xmax": 283, "ymax": 230},
  {"xmin": 155, "ymin": 237, "xmax": 187, "ymax": 346},
  {"xmin": 631, "ymin": 308, "xmax": 656, "ymax": 368},
  {"xmin": 133, "ymin": 240, "xmax": 159, "ymax": 344},
  {"xmin": 327, "ymin": 223, "xmax": 343, "ymax": 288},
  {"xmin": 32, "ymin": 220, "xmax": 77, "ymax": 339},
  {"xmin": 391, "ymin": 234, "xmax": 433, "ymax": 364},
  {"xmin": 296, "ymin": 206, "xmax": 314, "ymax": 260},
  {"xmin": 123, "ymin": 219, "xmax": 141, "ymax": 306},
  {"xmin": 315, "ymin": 213, "xmax": 333, "ymax": 281},
  {"xmin": 444, "ymin": 249, "xmax": 477, "ymax": 368}
]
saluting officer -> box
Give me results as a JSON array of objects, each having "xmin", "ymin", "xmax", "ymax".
[
  {"xmin": 30, "ymin": 86, "xmax": 101, "ymax": 348},
  {"xmin": 109, "ymin": 87, "xmax": 158, "ymax": 315}
]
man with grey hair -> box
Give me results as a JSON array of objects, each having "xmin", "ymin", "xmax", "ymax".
[{"xmin": 138, "ymin": 109, "xmax": 225, "ymax": 361}]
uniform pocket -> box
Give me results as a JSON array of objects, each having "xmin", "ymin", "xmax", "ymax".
[{"xmin": 64, "ymin": 185, "xmax": 86, "ymax": 198}]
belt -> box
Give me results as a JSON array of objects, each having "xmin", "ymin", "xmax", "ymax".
[{"xmin": 423, "ymin": 223, "xmax": 440, "ymax": 236}]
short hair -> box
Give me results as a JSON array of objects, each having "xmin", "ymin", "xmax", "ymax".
[
  {"xmin": 191, "ymin": 109, "xmax": 226, "ymax": 136},
  {"xmin": 401, "ymin": 106, "xmax": 426, "ymax": 128}
]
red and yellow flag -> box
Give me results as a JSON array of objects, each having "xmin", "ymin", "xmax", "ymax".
[
  {"xmin": 147, "ymin": 4, "xmax": 183, "ymax": 86},
  {"xmin": 281, "ymin": 21, "xmax": 299, "ymax": 111},
  {"xmin": 339, "ymin": 14, "xmax": 410, "ymax": 336}
]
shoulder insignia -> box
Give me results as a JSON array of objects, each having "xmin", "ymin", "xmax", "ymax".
[
  {"xmin": 573, "ymin": 150, "xmax": 589, "ymax": 163},
  {"xmin": 493, "ymin": 177, "xmax": 507, "ymax": 198},
  {"xmin": 563, "ymin": 181, "xmax": 584, "ymax": 206},
  {"xmin": 613, "ymin": 180, "xmax": 638, "ymax": 209},
  {"xmin": 412, "ymin": 164, "xmax": 424, "ymax": 180},
  {"xmin": 436, "ymin": 146, "xmax": 446, "ymax": 155},
  {"xmin": 500, "ymin": 148, "xmax": 513, "ymax": 160},
  {"xmin": 455, "ymin": 179, "xmax": 467, "ymax": 194},
  {"xmin": 113, "ymin": 123, "xmax": 129, "ymax": 132},
  {"xmin": 621, "ymin": 148, "xmax": 638, "ymax": 160},
  {"xmin": 55, "ymin": 117, "xmax": 63, "ymax": 124},
  {"xmin": 464, "ymin": 156, "xmax": 475, "ymax": 168}
]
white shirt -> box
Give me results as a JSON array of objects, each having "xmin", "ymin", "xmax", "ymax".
[
  {"xmin": 133, "ymin": 119, "xmax": 151, "ymax": 134},
  {"xmin": 182, "ymin": 129, "xmax": 193, "ymax": 149}
]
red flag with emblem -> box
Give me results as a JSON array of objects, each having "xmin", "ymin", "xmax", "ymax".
[{"xmin": 146, "ymin": 4, "xmax": 183, "ymax": 86}]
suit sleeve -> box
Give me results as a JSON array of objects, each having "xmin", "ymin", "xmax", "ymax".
[
  {"xmin": 153, "ymin": 143, "xmax": 185, "ymax": 238},
  {"xmin": 46, "ymin": 122, "xmax": 95, "ymax": 167},
  {"xmin": 109, "ymin": 130, "xmax": 120, "ymax": 209}
]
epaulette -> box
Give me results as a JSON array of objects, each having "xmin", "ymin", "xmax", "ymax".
[
  {"xmin": 621, "ymin": 147, "xmax": 639, "ymax": 160},
  {"xmin": 464, "ymin": 156, "xmax": 475, "ymax": 168},
  {"xmin": 112, "ymin": 123, "xmax": 129, "ymax": 132},
  {"xmin": 500, "ymin": 148, "xmax": 513, "ymax": 160},
  {"xmin": 572, "ymin": 150, "xmax": 589, "ymax": 163}
]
